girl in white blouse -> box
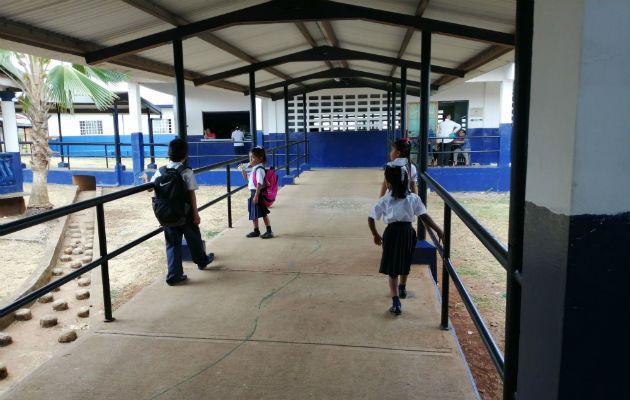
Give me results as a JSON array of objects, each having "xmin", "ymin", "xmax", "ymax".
[
  {"xmin": 368, "ymin": 166, "xmax": 443, "ymax": 315},
  {"xmin": 379, "ymin": 139, "xmax": 418, "ymax": 197}
]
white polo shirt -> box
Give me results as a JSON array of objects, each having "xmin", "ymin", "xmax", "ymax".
[
  {"xmin": 247, "ymin": 165, "xmax": 266, "ymax": 190},
  {"xmin": 369, "ymin": 192, "xmax": 427, "ymax": 224},
  {"xmin": 437, "ymin": 119, "xmax": 462, "ymax": 144},
  {"xmin": 232, "ymin": 129, "xmax": 244, "ymax": 147}
]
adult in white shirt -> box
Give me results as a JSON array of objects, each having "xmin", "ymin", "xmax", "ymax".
[
  {"xmin": 436, "ymin": 114, "xmax": 461, "ymax": 166},
  {"xmin": 231, "ymin": 126, "xmax": 245, "ymax": 155}
]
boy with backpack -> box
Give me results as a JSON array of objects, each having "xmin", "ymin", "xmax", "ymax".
[
  {"xmin": 150, "ymin": 138, "xmax": 215, "ymax": 285},
  {"xmin": 239, "ymin": 146, "xmax": 277, "ymax": 239}
]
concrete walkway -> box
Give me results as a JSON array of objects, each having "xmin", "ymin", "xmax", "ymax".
[{"xmin": 3, "ymin": 170, "xmax": 477, "ymax": 400}]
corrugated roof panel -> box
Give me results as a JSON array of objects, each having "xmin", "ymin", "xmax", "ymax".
[
  {"xmin": 424, "ymin": 0, "xmax": 514, "ymax": 33},
  {"xmin": 333, "ymin": 21, "xmax": 403, "ymax": 57},
  {"xmin": 151, "ymin": 0, "xmax": 267, "ymax": 23},
  {"xmin": 0, "ymin": 0, "xmax": 172, "ymax": 45}
]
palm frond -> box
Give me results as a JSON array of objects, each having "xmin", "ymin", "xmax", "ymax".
[
  {"xmin": 48, "ymin": 64, "xmax": 119, "ymax": 111},
  {"xmin": 0, "ymin": 50, "xmax": 27, "ymax": 91},
  {"xmin": 73, "ymin": 64, "xmax": 127, "ymax": 84}
]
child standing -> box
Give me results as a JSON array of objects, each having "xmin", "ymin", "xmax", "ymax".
[
  {"xmin": 368, "ymin": 165, "xmax": 443, "ymax": 315},
  {"xmin": 150, "ymin": 138, "xmax": 215, "ymax": 286},
  {"xmin": 240, "ymin": 147, "xmax": 273, "ymax": 239},
  {"xmin": 380, "ymin": 139, "xmax": 418, "ymax": 196}
]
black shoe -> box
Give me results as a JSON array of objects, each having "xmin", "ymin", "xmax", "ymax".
[
  {"xmin": 389, "ymin": 305, "xmax": 402, "ymax": 315},
  {"xmin": 166, "ymin": 274, "xmax": 188, "ymax": 286},
  {"xmin": 260, "ymin": 231, "xmax": 274, "ymax": 239},
  {"xmin": 198, "ymin": 253, "xmax": 215, "ymax": 270},
  {"xmin": 246, "ymin": 230, "xmax": 260, "ymax": 238},
  {"xmin": 399, "ymin": 286, "xmax": 407, "ymax": 299}
]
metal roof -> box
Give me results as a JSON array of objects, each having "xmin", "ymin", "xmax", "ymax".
[{"xmin": 0, "ymin": 0, "xmax": 516, "ymax": 96}]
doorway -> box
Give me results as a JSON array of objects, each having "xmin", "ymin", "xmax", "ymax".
[
  {"xmin": 437, "ymin": 101, "xmax": 469, "ymax": 130},
  {"xmin": 202, "ymin": 111, "xmax": 250, "ymax": 139}
]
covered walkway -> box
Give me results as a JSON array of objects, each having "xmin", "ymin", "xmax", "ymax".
[{"xmin": 3, "ymin": 170, "xmax": 476, "ymax": 400}]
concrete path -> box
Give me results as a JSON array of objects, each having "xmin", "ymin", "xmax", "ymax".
[{"xmin": 2, "ymin": 169, "xmax": 477, "ymax": 400}]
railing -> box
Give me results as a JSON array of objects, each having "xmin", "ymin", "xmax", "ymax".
[
  {"xmin": 0, "ymin": 140, "xmax": 307, "ymax": 322},
  {"xmin": 409, "ymin": 135, "xmax": 502, "ymax": 167},
  {"xmin": 420, "ymin": 170, "xmax": 518, "ymax": 380}
]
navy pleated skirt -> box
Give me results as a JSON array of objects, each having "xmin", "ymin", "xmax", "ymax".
[
  {"xmin": 379, "ymin": 222, "xmax": 417, "ymax": 277},
  {"xmin": 248, "ymin": 189, "xmax": 270, "ymax": 220}
]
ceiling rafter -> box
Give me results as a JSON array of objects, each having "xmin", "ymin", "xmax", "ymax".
[
  {"xmin": 432, "ymin": 44, "xmax": 513, "ymax": 89},
  {"xmin": 245, "ymin": 67, "xmax": 439, "ymax": 94},
  {"xmin": 84, "ymin": 0, "xmax": 515, "ymax": 65},
  {"xmin": 0, "ymin": 16, "xmax": 273, "ymax": 97},
  {"xmin": 194, "ymin": 46, "xmax": 465, "ymax": 86},
  {"xmin": 318, "ymin": 21, "xmax": 349, "ymax": 69},
  {"xmin": 389, "ymin": 0, "xmax": 430, "ymax": 77},
  {"xmin": 294, "ymin": 22, "xmax": 335, "ymax": 69},
  {"xmin": 121, "ymin": 0, "xmax": 295, "ymax": 82}
]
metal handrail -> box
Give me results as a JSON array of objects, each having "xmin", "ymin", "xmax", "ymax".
[
  {"xmin": 0, "ymin": 139, "xmax": 307, "ymax": 321},
  {"xmin": 422, "ymin": 171, "xmax": 508, "ymax": 269},
  {"xmin": 420, "ymin": 169, "xmax": 515, "ymax": 379}
]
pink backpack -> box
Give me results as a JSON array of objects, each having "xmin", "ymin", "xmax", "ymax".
[{"xmin": 253, "ymin": 166, "xmax": 279, "ymax": 207}]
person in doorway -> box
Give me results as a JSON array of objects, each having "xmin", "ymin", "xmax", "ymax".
[
  {"xmin": 368, "ymin": 165, "xmax": 443, "ymax": 315},
  {"xmin": 380, "ymin": 138, "xmax": 418, "ymax": 197},
  {"xmin": 436, "ymin": 114, "xmax": 461, "ymax": 166},
  {"xmin": 451, "ymin": 128, "xmax": 470, "ymax": 166},
  {"xmin": 203, "ymin": 128, "xmax": 216, "ymax": 139},
  {"xmin": 149, "ymin": 138, "xmax": 215, "ymax": 286},
  {"xmin": 240, "ymin": 147, "xmax": 273, "ymax": 239},
  {"xmin": 231, "ymin": 125, "xmax": 245, "ymax": 155}
]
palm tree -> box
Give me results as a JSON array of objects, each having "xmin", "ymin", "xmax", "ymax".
[{"xmin": 0, "ymin": 51, "xmax": 126, "ymax": 210}]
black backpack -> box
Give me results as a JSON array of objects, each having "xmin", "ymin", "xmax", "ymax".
[{"xmin": 152, "ymin": 165, "xmax": 190, "ymax": 227}]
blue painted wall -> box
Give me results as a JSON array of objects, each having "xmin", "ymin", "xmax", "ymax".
[
  {"xmin": 50, "ymin": 134, "xmax": 173, "ymax": 157},
  {"xmin": 427, "ymin": 166, "xmax": 511, "ymax": 192}
]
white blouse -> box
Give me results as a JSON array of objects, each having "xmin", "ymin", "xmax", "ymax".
[{"xmin": 369, "ymin": 192, "xmax": 427, "ymax": 224}]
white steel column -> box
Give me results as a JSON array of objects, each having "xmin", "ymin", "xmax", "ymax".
[
  {"xmin": 0, "ymin": 92, "xmax": 19, "ymax": 152},
  {"xmin": 127, "ymin": 81, "xmax": 143, "ymax": 133}
]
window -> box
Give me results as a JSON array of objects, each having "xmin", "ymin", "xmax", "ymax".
[
  {"xmin": 79, "ymin": 120, "xmax": 103, "ymax": 135},
  {"xmin": 152, "ymin": 118, "xmax": 172, "ymax": 134}
]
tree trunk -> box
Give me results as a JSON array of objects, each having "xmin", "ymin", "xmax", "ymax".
[{"xmin": 27, "ymin": 112, "xmax": 52, "ymax": 210}]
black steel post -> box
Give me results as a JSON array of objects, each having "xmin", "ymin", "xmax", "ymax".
[
  {"xmin": 503, "ymin": 0, "xmax": 534, "ymax": 398},
  {"xmin": 418, "ymin": 30, "xmax": 432, "ymax": 240},
  {"xmin": 441, "ymin": 204, "xmax": 452, "ymax": 329},
  {"xmin": 57, "ymin": 109, "xmax": 65, "ymax": 163},
  {"xmin": 386, "ymin": 89, "xmax": 391, "ymax": 141},
  {"xmin": 249, "ymin": 71, "xmax": 257, "ymax": 147},
  {"xmin": 400, "ymin": 66, "xmax": 407, "ymax": 138},
  {"xmin": 113, "ymin": 101, "xmax": 122, "ymax": 166},
  {"xmin": 173, "ymin": 38, "xmax": 187, "ymax": 140},
  {"xmin": 96, "ymin": 204, "xmax": 114, "ymax": 322},
  {"xmin": 302, "ymin": 92, "xmax": 307, "ymax": 163},
  {"xmin": 105, "ymin": 145, "xmax": 109, "ymax": 169},
  {"xmin": 284, "ymin": 85, "xmax": 290, "ymax": 175},
  {"xmin": 391, "ymin": 83, "xmax": 397, "ymax": 138},
  {"xmin": 147, "ymin": 111, "xmax": 155, "ymax": 165},
  {"xmin": 226, "ymin": 164, "xmax": 233, "ymax": 228}
]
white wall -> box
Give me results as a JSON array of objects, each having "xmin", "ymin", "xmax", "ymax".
[
  {"xmin": 430, "ymin": 81, "xmax": 503, "ymax": 129},
  {"xmin": 46, "ymin": 109, "xmax": 175, "ymax": 137},
  {"xmin": 143, "ymin": 83, "xmax": 252, "ymax": 136}
]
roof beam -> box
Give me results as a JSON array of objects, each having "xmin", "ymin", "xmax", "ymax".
[
  {"xmin": 295, "ymin": 22, "xmax": 335, "ymax": 69},
  {"xmin": 432, "ymin": 44, "xmax": 513, "ymax": 89},
  {"xmin": 245, "ymin": 67, "xmax": 439, "ymax": 94},
  {"xmin": 318, "ymin": 21, "xmax": 349, "ymax": 68},
  {"xmin": 194, "ymin": 46, "xmax": 464, "ymax": 86},
  {"xmin": 121, "ymin": 0, "xmax": 294, "ymax": 81},
  {"xmin": 390, "ymin": 0, "xmax": 430, "ymax": 77},
  {"xmin": 0, "ymin": 16, "xmax": 271, "ymax": 97},
  {"xmin": 84, "ymin": 0, "xmax": 515, "ymax": 64},
  {"xmin": 271, "ymin": 77, "xmax": 421, "ymax": 101}
]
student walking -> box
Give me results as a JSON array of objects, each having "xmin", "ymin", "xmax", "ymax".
[
  {"xmin": 240, "ymin": 147, "xmax": 273, "ymax": 239},
  {"xmin": 368, "ymin": 166, "xmax": 443, "ymax": 315},
  {"xmin": 150, "ymin": 138, "xmax": 215, "ymax": 286},
  {"xmin": 380, "ymin": 139, "xmax": 418, "ymax": 196}
]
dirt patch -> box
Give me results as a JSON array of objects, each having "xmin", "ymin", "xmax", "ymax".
[
  {"xmin": 0, "ymin": 184, "xmax": 78, "ymax": 303},
  {"xmin": 101, "ymin": 186, "xmax": 250, "ymax": 309},
  {"xmin": 427, "ymin": 191, "xmax": 509, "ymax": 400}
]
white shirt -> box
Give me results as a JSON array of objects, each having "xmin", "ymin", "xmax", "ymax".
[
  {"xmin": 231, "ymin": 129, "xmax": 244, "ymax": 146},
  {"xmin": 369, "ymin": 192, "xmax": 427, "ymax": 224},
  {"xmin": 247, "ymin": 165, "xmax": 266, "ymax": 190},
  {"xmin": 387, "ymin": 158, "xmax": 417, "ymax": 185},
  {"xmin": 151, "ymin": 161, "xmax": 198, "ymax": 191},
  {"xmin": 436, "ymin": 118, "xmax": 461, "ymax": 144}
]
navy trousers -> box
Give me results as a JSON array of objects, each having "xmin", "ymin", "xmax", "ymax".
[{"xmin": 163, "ymin": 221, "xmax": 210, "ymax": 282}]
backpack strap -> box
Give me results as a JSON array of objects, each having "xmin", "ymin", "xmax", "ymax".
[
  {"xmin": 175, "ymin": 164, "xmax": 187, "ymax": 174},
  {"xmin": 159, "ymin": 166, "xmax": 168, "ymax": 175}
]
